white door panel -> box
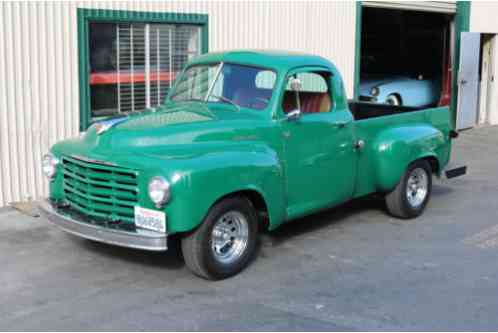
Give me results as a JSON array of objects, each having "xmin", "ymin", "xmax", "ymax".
[{"xmin": 456, "ymin": 32, "xmax": 481, "ymax": 130}]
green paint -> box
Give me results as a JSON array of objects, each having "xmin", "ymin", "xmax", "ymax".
[
  {"xmin": 353, "ymin": 106, "xmax": 451, "ymax": 197},
  {"xmin": 354, "ymin": 1, "xmax": 362, "ymax": 100},
  {"xmin": 48, "ymin": 50, "xmax": 452, "ymax": 235},
  {"xmin": 77, "ymin": 8, "xmax": 209, "ymax": 131}
]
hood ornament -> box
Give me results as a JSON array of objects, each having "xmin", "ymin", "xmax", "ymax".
[{"xmin": 94, "ymin": 116, "xmax": 128, "ymax": 135}]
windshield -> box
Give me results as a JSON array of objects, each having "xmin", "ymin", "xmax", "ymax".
[{"xmin": 169, "ymin": 63, "xmax": 277, "ymax": 110}]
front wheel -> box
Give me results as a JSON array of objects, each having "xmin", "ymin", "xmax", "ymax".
[
  {"xmin": 385, "ymin": 160, "xmax": 432, "ymax": 219},
  {"xmin": 386, "ymin": 94, "xmax": 401, "ymax": 106},
  {"xmin": 181, "ymin": 196, "xmax": 258, "ymax": 280}
]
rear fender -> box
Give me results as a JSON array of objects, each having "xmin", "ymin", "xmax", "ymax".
[{"xmin": 372, "ymin": 124, "xmax": 447, "ymax": 192}]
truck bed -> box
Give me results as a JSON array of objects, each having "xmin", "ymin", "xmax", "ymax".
[
  {"xmin": 349, "ymin": 102, "xmax": 451, "ymax": 198},
  {"xmin": 348, "ymin": 101, "xmax": 422, "ymax": 121}
]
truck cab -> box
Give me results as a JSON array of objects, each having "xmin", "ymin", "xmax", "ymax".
[{"xmin": 40, "ymin": 50, "xmax": 464, "ymax": 280}]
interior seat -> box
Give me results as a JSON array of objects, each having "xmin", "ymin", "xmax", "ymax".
[{"xmin": 282, "ymin": 91, "xmax": 331, "ymax": 114}]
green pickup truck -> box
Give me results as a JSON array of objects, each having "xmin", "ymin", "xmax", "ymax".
[{"xmin": 40, "ymin": 50, "xmax": 465, "ymax": 279}]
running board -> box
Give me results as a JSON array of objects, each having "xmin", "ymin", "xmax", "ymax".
[{"xmin": 444, "ymin": 165, "xmax": 467, "ymax": 179}]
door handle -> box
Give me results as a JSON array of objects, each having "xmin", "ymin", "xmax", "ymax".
[
  {"xmin": 460, "ymin": 79, "xmax": 468, "ymax": 85},
  {"xmin": 333, "ymin": 120, "xmax": 351, "ymax": 128},
  {"xmin": 354, "ymin": 139, "xmax": 365, "ymax": 150}
]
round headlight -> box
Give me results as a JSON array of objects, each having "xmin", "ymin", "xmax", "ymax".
[
  {"xmin": 42, "ymin": 153, "xmax": 59, "ymax": 179},
  {"xmin": 370, "ymin": 87, "xmax": 380, "ymax": 96},
  {"xmin": 148, "ymin": 176, "xmax": 171, "ymax": 207}
]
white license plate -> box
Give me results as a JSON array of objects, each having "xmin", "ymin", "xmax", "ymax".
[{"xmin": 134, "ymin": 206, "xmax": 166, "ymax": 233}]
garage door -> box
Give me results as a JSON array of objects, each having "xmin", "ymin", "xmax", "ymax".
[{"xmin": 362, "ymin": 1, "xmax": 456, "ymax": 14}]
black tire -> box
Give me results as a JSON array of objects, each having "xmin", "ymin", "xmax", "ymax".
[
  {"xmin": 385, "ymin": 160, "xmax": 432, "ymax": 219},
  {"xmin": 181, "ymin": 196, "xmax": 259, "ymax": 280},
  {"xmin": 386, "ymin": 94, "xmax": 401, "ymax": 106}
]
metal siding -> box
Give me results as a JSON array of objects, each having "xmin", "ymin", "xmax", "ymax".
[
  {"xmin": 0, "ymin": 1, "xmax": 356, "ymax": 206},
  {"xmin": 470, "ymin": 2, "xmax": 498, "ymax": 33},
  {"xmin": 0, "ymin": 2, "xmax": 9, "ymax": 204}
]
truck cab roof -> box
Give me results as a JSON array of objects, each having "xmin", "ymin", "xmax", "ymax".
[{"xmin": 189, "ymin": 49, "xmax": 337, "ymax": 73}]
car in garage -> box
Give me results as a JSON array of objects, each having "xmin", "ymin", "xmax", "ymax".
[
  {"xmin": 359, "ymin": 75, "xmax": 441, "ymax": 107},
  {"xmin": 39, "ymin": 50, "xmax": 465, "ymax": 280}
]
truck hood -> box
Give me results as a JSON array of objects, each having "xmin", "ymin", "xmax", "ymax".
[{"xmin": 51, "ymin": 101, "xmax": 268, "ymax": 165}]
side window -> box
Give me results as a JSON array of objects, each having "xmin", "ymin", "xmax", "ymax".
[
  {"xmin": 285, "ymin": 72, "xmax": 328, "ymax": 93},
  {"xmin": 282, "ymin": 71, "xmax": 332, "ymax": 114}
]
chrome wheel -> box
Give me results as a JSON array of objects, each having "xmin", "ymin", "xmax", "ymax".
[
  {"xmin": 406, "ymin": 167, "xmax": 429, "ymax": 208},
  {"xmin": 211, "ymin": 211, "xmax": 249, "ymax": 265}
]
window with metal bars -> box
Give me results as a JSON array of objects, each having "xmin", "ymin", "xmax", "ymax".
[{"xmin": 88, "ymin": 22, "xmax": 201, "ymax": 118}]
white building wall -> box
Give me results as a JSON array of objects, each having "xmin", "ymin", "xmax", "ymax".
[
  {"xmin": 470, "ymin": 1, "xmax": 498, "ymax": 33},
  {"xmin": 0, "ymin": 1, "xmax": 357, "ymax": 207},
  {"xmin": 470, "ymin": 1, "xmax": 498, "ymax": 126}
]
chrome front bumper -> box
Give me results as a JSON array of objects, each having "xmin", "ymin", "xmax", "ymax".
[{"xmin": 39, "ymin": 200, "xmax": 167, "ymax": 251}]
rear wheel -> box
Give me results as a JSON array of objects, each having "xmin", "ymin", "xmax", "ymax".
[
  {"xmin": 385, "ymin": 160, "xmax": 432, "ymax": 219},
  {"xmin": 181, "ymin": 196, "xmax": 258, "ymax": 280}
]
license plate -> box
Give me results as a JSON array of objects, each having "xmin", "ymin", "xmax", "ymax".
[{"xmin": 134, "ymin": 206, "xmax": 166, "ymax": 233}]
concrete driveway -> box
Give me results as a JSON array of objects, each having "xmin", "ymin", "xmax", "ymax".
[{"xmin": 1, "ymin": 126, "xmax": 498, "ymax": 331}]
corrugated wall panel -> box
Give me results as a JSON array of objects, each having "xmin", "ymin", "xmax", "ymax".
[
  {"xmin": 0, "ymin": 2, "xmax": 9, "ymax": 204},
  {"xmin": 0, "ymin": 1, "xmax": 356, "ymax": 207}
]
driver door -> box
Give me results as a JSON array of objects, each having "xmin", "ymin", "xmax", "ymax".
[{"xmin": 280, "ymin": 69, "xmax": 357, "ymax": 218}]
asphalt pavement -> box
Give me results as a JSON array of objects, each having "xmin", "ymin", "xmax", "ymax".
[{"xmin": 1, "ymin": 126, "xmax": 498, "ymax": 331}]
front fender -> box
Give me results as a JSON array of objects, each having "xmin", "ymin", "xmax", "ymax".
[
  {"xmin": 371, "ymin": 124, "xmax": 447, "ymax": 192},
  {"xmin": 161, "ymin": 143, "xmax": 286, "ymax": 233},
  {"xmin": 377, "ymin": 80, "xmax": 437, "ymax": 107}
]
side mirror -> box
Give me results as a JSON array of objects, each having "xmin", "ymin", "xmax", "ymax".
[
  {"xmin": 289, "ymin": 78, "xmax": 302, "ymax": 92},
  {"xmin": 287, "ymin": 77, "xmax": 302, "ymax": 121},
  {"xmin": 286, "ymin": 109, "xmax": 301, "ymax": 121}
]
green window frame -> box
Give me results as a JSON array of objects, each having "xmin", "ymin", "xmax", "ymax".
[{"xmin": 77, "ymin": 8, "xmax": 209, "ymax": 131}]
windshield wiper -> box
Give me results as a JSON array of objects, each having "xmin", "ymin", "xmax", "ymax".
[
  {"xmin": 181, "ymin": 98, "xmax": 205, "ymax": 102},
  {"xmin": 210, "ymin": 94, "xmax": 241, "ymax": 112}
]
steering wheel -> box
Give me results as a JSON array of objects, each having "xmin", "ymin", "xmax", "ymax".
[{"xmin": 250, "ymin": 97, "xmax": 270, "ymax": 108}]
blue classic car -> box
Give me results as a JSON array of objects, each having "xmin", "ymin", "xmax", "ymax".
[{"xmin": 359, "ymin": 75, "xmax": 440, "ymax": 107}]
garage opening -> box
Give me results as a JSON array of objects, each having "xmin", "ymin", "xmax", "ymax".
[{"xmin": 359, "ymin": 7, "xmax": 453, "ymax": 109}]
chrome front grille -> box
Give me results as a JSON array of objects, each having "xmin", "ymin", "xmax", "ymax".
[{"xmin": 61, "ymin": 156, "xmax": 139, "ymax": 223}]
